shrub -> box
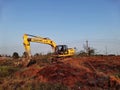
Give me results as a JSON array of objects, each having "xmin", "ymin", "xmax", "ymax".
[
  {"xmin": 12, "ymin": 52, "xmax": 19, "ymax": 59},
  {"xmin": 114, "ymin": 73, "xmax": 120, "ymax": 79}
]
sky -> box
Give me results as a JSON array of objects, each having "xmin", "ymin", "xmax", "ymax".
[{"xmin": 0, "ymin": 0, "xmax": 120, "ymax": 55}]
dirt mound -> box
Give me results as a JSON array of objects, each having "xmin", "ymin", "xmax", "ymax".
[
  {"xmin": 15, "ymin": 64, "xmax": 41, "ymax": 78},
  {"xmin": 1, "ymin": 56, "xmax": 120, "ymax": 90},
  {"xmin": 35, "ymin": 63, "xmax": 92, "ymax": 87},
  {"xmin": 83, "ymin": 56, "xmax": 120, "ymax": 75},
  {"xmin": 13, "ymin": 57, "xmax": 120, "ymax": 89}
]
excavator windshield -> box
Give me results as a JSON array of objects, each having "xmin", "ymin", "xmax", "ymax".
[{"xmin": 55, "ymin": 45, "xmax": 68, "ymax": 54}]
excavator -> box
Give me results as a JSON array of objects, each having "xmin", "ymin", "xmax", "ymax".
[{"xmin": 23, "ymin": 34, "xmax": 75, "ymax": 66}]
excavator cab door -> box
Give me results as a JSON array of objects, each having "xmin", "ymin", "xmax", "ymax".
[{"xmin": 55, "ymin": 45, "xmax": 68, "ymax": 55}]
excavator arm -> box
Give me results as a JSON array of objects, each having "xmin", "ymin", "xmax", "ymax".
[
  {"xmin": 23, "ymin": 34, "xmax": 31, "ymax": 58},
  {"xmin": 23, "ymin": 34, "xmax": 57, "ymax": 58}
]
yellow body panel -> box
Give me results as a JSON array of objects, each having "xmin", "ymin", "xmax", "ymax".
[{"xmin": 56, "ymin": 48, "xmax": 75, "ymax": 57}]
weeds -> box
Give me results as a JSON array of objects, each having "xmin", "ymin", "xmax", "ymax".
[
  {"xmin": 1, "ymin": 82, "xmax": 69, "ymax": 90},
  {"xmin": 0, "ymin": 66, "xmax": 19, "ymax": 77},
  {"xmin": 33, "ymin": 82, "xmax": 69, "ymax": 90},
  {"xmin": 114, "ymin": 73, "xmax": 120, "ymax": 79}
]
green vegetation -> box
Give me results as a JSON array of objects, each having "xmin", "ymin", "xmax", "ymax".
[
  {"xmin": 0, "ymin": 66, "xmax": 19, "ymax": 77},
  {"xmin": 114, "ymin": 73, "xmax": 120, "ymax": 79}
]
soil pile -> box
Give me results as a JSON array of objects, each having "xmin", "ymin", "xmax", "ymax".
[{"xmin": 0, "ymin": 56, "xmax": 120, "ymax": 90}]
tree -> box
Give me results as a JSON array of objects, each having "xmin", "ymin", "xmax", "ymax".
[
  {"xmin": 12, "ymin": 52, "xmax": 19, "ymax": 59},
  {"xmin": 78, "ymin": 50, "xmax": 87, "ymax": 56},
  {"xmin": 83, "ymin": 40, "xmax": 96, "ymax": 56},
  {"xmin": 88, "ymin": 48, "xmax": 95, "ymax": 56},
  {"xmin": 22, "ymin": 52, "xmax": 28, "ymax": 58}
]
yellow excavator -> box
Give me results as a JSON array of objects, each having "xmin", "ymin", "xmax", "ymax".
[{"xmin": 23, "ymin": 34, "xmax": 75, "ymax": 66}]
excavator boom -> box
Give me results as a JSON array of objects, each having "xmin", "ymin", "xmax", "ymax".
[{"xmin": 23, "ymin": 34, "xmax": 56, "ymax": 58}]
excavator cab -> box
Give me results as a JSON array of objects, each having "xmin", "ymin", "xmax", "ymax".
[{"xmin": 55, "ymin": 45, "xmax": 68, "ymax": 55}]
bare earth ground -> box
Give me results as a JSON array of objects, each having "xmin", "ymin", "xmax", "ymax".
[{"xmin": 0, "ymin": 56, "xmax": 120, "ymax": 90}]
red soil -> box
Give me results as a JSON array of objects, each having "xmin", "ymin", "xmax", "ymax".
[{"xmin": 13, "ymin": 56, "xmax": 120, "ymax": 89}]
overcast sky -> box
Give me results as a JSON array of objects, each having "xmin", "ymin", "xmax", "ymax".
[{"xmin": 0, "ymin": 0, "xmax": 120, "ymax": 55}]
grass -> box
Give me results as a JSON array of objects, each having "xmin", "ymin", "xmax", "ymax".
[
  {"xmin": 0, "ymin": 66, "xmax": 20, "ymax": 77},
  {"xmin": 0, "ymin": 81, "xmax": 69, "ymax": 90},
  {"xmin": 114, "ymin": 73, "xmax": 120, "ymax": 79}
]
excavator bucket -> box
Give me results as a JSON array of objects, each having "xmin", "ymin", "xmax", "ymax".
[
  {"xmin": 26, "ymin": 59, "xmax": 36, "ymax": 67},
  {"xmin": 22, "ymin": 52, "xmax": 36, "ymax": 67},
  {"xmin": 21, "ymin": 58, "xmax": 36, "ymax": 67}
]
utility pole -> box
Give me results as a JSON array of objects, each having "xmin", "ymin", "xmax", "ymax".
[
  {"xmin": 105, "ymin": 46, "xmax": 108, "ymax": 55},
  {"xmin": 86, "ymin": 40, "xmax": 90, "ymax": 56}
]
